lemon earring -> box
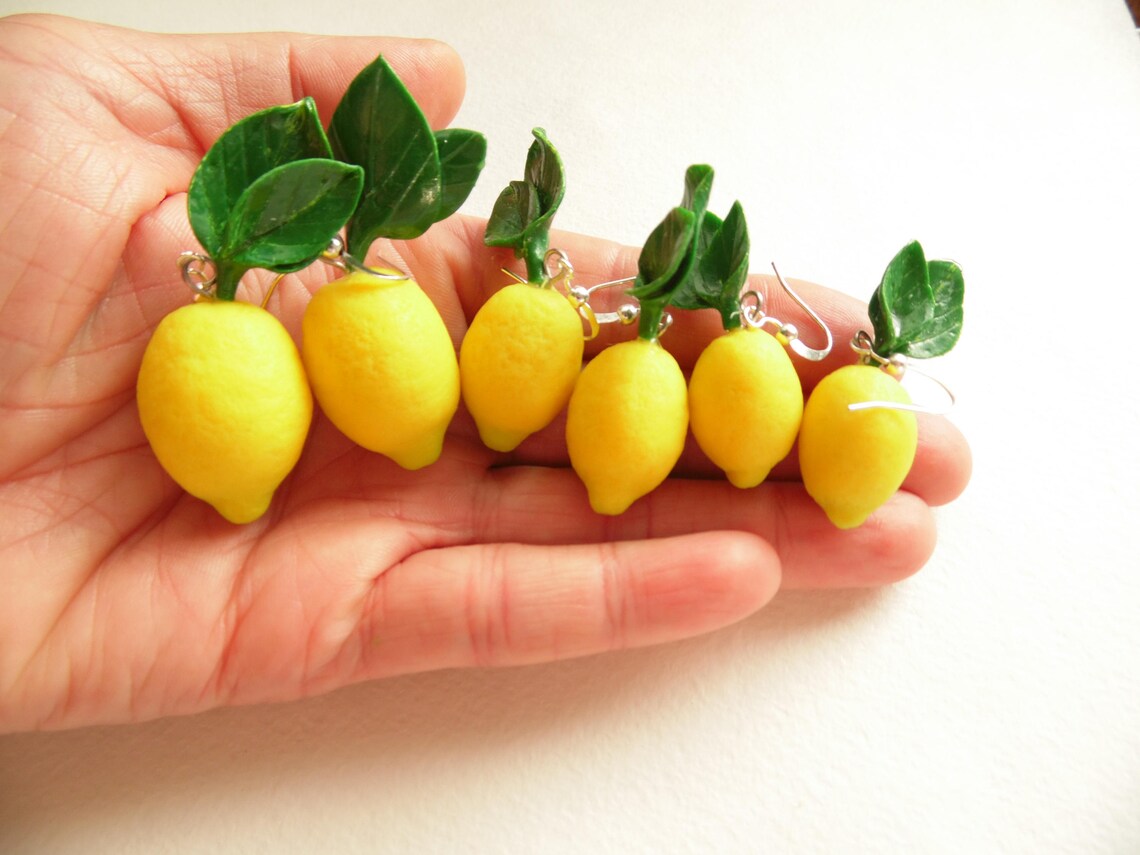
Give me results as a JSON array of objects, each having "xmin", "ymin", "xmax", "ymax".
[
  {"xmin": 687, "ymin": 263, "xmax": 833, "ymax": 489},
  {"xmin": 137, "ymin": 53, "xmax": 486, "ymax": 523},
  {"xmin": 799, "ymin": 241, "xmax": 963, "ymax": 529}
]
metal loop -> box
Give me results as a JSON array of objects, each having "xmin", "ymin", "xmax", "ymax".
[
  {"xmin": 567, "ymin": 284, "xmax": 601, "ymax": 341},
  {"xmin": 178, "ymin": 252, "xmax": 216, "ymax": 298},
  {"xmin": 739, "ymin": 289, "xmax": 785, "ymax": 336},
  {"xmin": 544, "ymin": 247, "xmax": 575, "ymax": 289}
]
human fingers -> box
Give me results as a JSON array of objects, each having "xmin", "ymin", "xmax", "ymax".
[
  {"xmin": 353, "ymin": 532, "xmax": 780, "ymax": 678},
  {"xmin": 387, "ymin": 464, "xmax": 932, "ymax": 590},
  {"xmin": 0, "ymin": 14, "xmax": 466, "ymax": 148}
]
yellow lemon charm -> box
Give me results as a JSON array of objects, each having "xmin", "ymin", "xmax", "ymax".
[
  {"xmin": 688, "ymin": 327, "xmax": 803, "ymax": 488},
  {"xmin": 566, "ymin": 338, "xmax": 688, "ymax": 515},
  {"xmin": 460, "ymin": 282, "xmax": 584, "ymax": 451},
  {"xmin": 798, "ymin": 364, "xmax": 918, "ymax": 529},
  {"xmin": 302, "ymin": 270, "xmax": 459, "ymax": 469},
  {"xmin": 136, "ymin": 300, "xmax": 313, "ymax": 524}
]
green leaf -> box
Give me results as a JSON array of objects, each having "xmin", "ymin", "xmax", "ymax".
[
  {"xmin": 220, "ymin": 159, "xmax": 364, "ymax": 274},
  {"xmin": 682, "ymin": 164, "xmax": 714, "ymax": 226},
  {"xmin": 484, "ymin": 181, "xmax": 541, "ymax": 247},
  {"xmin": 524, "ymin": 127, "xmax": 565, "ymax": 217},
  {"xmin": 435, "ymin": 128, "xmax": 487, "ymax": 220},
  {"xmin": 330, "ymin": 54, "xmax": 442, "ymax": 254},
  {"xmin": 483, "ymin": 128, "xmax": 565, "ymax": 282},
  {"xmin": 670, "ymin": 201, "xmax": 750, "ymax": 316},
  {"xmin": 868, "ymin": 240, "xmax": 935, "ymax": 356},
  {"xmin": 187, "ymin": 98, "xmax": 333, "ymax": 257},
  {"xmin": 630, "ymin": 207, "xmax": 696, "ymax": 339},
  {"xmin": 631, "ymin": 207, "xmax": 697, "ymax": 301},
  {"xmin": 692, "ymin": 201, "xmax": 751, "ymax": 328},
  {"xmin": 868, "ymin": 241, "xmax": 965, "ymax": 359},
  {"xmin": 899, "ymin": 259, "xmax": 964, "ymax": 358}
]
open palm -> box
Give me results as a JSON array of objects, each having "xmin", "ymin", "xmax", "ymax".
[{"xmin": 0, "ymin": 15, "xmax": 970, "ymax": 733}]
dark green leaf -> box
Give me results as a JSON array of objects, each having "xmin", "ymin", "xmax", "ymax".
[
  {"xmin": 687, "ymin": 202, "xmax": 751, "ymax": 327},
  {"xmin": 523, "ymin": 127, "xmax": 566, "ymax": 217},
  {"xmin": 682, "ymin": 165, "xmax": 714, "ymax": 226},
  {"xmin": 483, "ymin": 128, "xmax": 565, "ymax": 282},
  {"xmin": 483, "ymin": 181, "xmax": 541, "ymax": 247},
  {"xmin": 868, "ymin": 240, "xmax": 935, "ymax": 356},
  {"xmin": 330, "ymin": 54, "xmax": 442, "ymax": 254},
  {"xmin": 187, "ymin": 98, "xmax": 333, "ymax": 257},
  {"xmin": 630, "ymin": 207, "xmax": 696, "ymax": 303},
  {"xmin": 435, "ymin": 128, "xmax": 487, "ymax": 220},
  {"xmin": 219, "ymin": 159, "xmax": 364, "ymax": 277},
  {"xmin": 899, "ymin": 259, "xmax": 964, "ymax": 358},
  {"xmin": 697, "ymin": 211, "xmax": 724, "ymax": 260}
]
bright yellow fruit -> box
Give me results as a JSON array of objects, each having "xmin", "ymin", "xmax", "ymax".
[
  {"xmin": 302, "ymin": 271, "xmax": 459, "ymax": 469},
  {"xmin": 136, "ymin": 300, "xmax": 313, "ymax": 524},
  {"xmin": 688, "ymin": 327, "xmax": 803, "ymax": 488},
  {"xmin": 798, "ymin": 364, "xmax": 918, "ymax": 529},
  {"xmin": 566, "ymin": 338, "xmax": 688, "ymax": 515},
  {"xmin": 460, "ymin": 282, "xmax": 584, "ymax": 451}
]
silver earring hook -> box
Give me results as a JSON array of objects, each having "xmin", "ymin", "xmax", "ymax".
[
  {"xmin": 848, "ymin": 331, "xmax": 957, "ymax": 415},
  {"xmin": 769, "ymin": 263, "xmax": 833, "ymax": 362}
]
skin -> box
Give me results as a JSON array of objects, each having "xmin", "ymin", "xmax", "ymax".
[{"xmin": 0, "ymin": 15, "xmax": 971, "ymax": 733}]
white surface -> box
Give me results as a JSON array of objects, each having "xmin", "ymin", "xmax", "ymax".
[{"xmin": 2, "ymin": 1, "xmax": 1139, "ymax": 852}]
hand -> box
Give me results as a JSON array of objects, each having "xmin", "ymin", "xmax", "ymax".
[{"xmin": 0, "ymin": 14, "xmax": 970, "ymax": 733}]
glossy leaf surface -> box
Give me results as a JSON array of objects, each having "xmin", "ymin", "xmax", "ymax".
[
  {"xmin": 630, "ymin": 206, "xmax": 696, "ymax": 339},
  {"xmin": 869, "ymin": 241, "xmax": 964, "ymax": 358},
  {"xmin": 435, "ymin": 128, "xmax": 488, "ymax": 221},
  {"xmin": 688, "ymin": 201, "xmax": 751, "ymax": 328},
  {"xmin": 221, "ymin": 159, "xmax": 364, "ymax": 271},
  {"xmin": 187, "ymin": 98, "xmax": 333, "ymax": 258},
  {"xmin": 899, "ymin": 259, "xmax": 965, "ymax": 358},
  {"xmin": 330, "ymin": 54, "xmax": 442, "ymax": 253}
]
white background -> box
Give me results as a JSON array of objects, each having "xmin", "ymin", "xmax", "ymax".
[{"xmin": 2, "ymin": 1, "xmax": 1139, "ymax": 852}]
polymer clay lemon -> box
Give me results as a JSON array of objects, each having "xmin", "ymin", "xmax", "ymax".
[
  {"xmin": 566, "ymin": 338, "xmax": 688, "ymax": 515},
  {"xmin": 460, "ymin": 282, "xmax": 583, "ymax": 451},
  {"xmin": 688, "ymin": 327, "xmax": 803, "ymax": 488},
  {"xmin": 798, "ymin": 364, "xmax": 917, "ymax": 529},
  {"xmin": 302, "ymin": 270, "xmax": 460, "ymax": 469},
  {"xmin": 136, "ymin": 300, "xmax": 313, "ymax": 524}
]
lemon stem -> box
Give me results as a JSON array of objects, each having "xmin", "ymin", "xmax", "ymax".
[
  {"xmin": 524, "ymin": 236, "xmax": 548, "ymax": 285},
  {"xmin": 214, "ymin": 260, "xmax": 246, "ymax": 302},
  {"xmin": 637, "ymin": 297, "xmax": 666, "ymax": 342}
]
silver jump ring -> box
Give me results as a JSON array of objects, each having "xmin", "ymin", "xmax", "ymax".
[
  {"xmin": 544, "ymin": 247, "xmax": 575, "ymax": 288},
  {"xmin": 178, "ymin": 252, "xmax": 216, "ymax": 297}
]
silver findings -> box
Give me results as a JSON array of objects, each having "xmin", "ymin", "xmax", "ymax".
[
  {"xmin": 576, "ymin": 274, "xmax": 641, "ymax": 331},
  {"xmin": 504, "ymin": 253, "xmax": 652, "ymax": 341},
  {"xmin": 848, "ymin": 331, "xmax": 956, "ymax": 415},
  {"xmin": 319, "ymin": 235, "xmax": 410, "ymax": 281},
  {"xmin": 178, "ymin": 252, "xmax": 216, "ymax": 299},
  {"xmin": 739, "ymin": 264, "xmax": 834, "ymax": 362}
]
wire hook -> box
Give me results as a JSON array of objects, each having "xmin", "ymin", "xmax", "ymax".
[
  {"xmin": 769, "ymin": 263, "xmax": 833, "ymax": 362},
  {"xmin": 848, "ymin": 331, "xmax": 957, "ymax": 414}
]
